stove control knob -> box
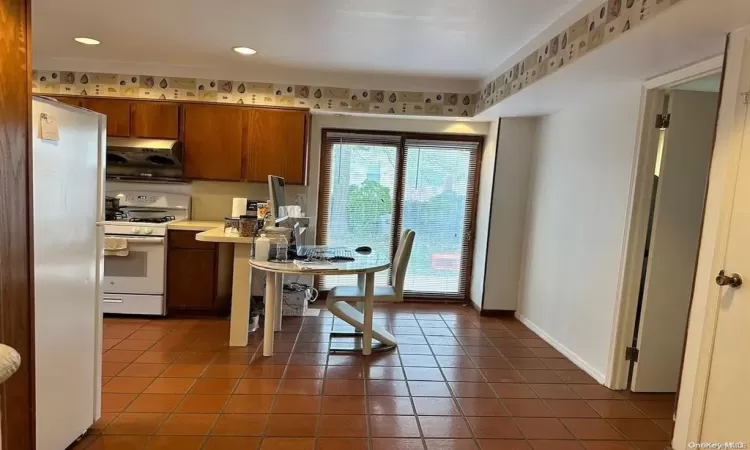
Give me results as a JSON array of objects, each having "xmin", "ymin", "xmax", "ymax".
[
  {"xmin": 143, "ymin": 228, "xmax": 153, "ymax": 235},
  {"xmin": 132, "ymin": 227, "xmax": 142, "ymax": 234}
]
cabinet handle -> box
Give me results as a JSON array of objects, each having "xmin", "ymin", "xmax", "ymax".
[{"xmin": 103, "ymin": 297, "xmax": 124, "ymax": 303}]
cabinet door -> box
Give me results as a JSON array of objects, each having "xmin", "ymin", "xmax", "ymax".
[
  {"xmin": 183, "ymin": 104, "xmax": 246, "ymax": 181},
  {"xmin": 53, "ymin": 96, "xmax": 83, "ymax": 107},
  {"xmin": 167, "ymin": 248, "xmax": 216, "ymax": 310},
  {"xmin": 81, "ymin": 98, "xmax": 131, "ymax": 137},
  {"xmin": 246, "ymin": 108, "xmax": 308, "ymax": 184},
  {"xmin": 131, "ymin": 102, "xmax": 180, "ymax": 139}
]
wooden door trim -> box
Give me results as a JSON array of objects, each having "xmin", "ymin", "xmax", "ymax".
[{"xmin": 0, "ymin": 0, "xmax": 36, "ymax": 447}]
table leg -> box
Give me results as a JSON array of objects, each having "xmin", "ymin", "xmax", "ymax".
[
  {"xmin": 229, "ymin": 243, "xmax": 252, "ymax": 347},
  {"xmin": 362, "ymin": 272, "xmax": 375, "ymax": 356},
  {"xmin": 356, "ymin": 273, "xmax": 366, "ymax": 313},
  {"xmin": 263, "ymin": 270, "xmax": 277, "ymax": 356},
  {"xmin": 274, "ymin": 273, "xmax": 283, "ymax": 331}
]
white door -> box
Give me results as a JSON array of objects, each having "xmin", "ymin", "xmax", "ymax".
[
  {"xmin": 631, "ymin": 91, "xmax": 720, "ymax": 392},
  {"xmin": 32, "ymin": 99, "xmax": 102, "ymax": 450},
  {"xmin": 700, "ymin": 47, "xmax": 750, "ymax": 442}
]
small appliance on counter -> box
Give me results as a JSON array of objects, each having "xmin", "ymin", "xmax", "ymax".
[{"xmin": 102, "ymin": 191, "xmax": 190, "ymax": 315}]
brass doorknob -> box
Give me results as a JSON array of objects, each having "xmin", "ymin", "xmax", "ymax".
[{"xmin": 716, "ymin": 270, "xmax": 743, "ymax": 288}]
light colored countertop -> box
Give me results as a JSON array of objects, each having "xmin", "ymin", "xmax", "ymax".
[
  {"xmin": 196, "ymin": 227, "xmax": 254, "ymax": 244},
  {"xmin": 168, "ymin": 220, "xmax": 225, "ymax": 231}
]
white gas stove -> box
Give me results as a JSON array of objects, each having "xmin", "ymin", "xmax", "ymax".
[{"xmin": 103, "ymin": 191, "xmax": 190, "ymax": 315}]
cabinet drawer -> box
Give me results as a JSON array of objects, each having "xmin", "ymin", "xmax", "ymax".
[
  {"xmin": 168, "ymin": 230, "xmax": 216, "ymax": 250},
  {"xmin": 102, "ymin": 294, "xmax": 165, "ymax": 315}
]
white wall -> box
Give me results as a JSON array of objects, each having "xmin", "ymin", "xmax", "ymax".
[
  {"xmin": 471, "ymin": 120, "xmax": 499, "ymax": 309},
  {"xmin": 517, "ymin": 85, "xmax": 643, "ymax": 381},
  {"xmin": 481, "ymin": 118, "xmax": 537, "ymax": 311}
]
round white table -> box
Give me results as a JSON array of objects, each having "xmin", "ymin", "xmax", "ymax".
[{"xmin": 250, "ymin": 252, "xmax": 390, "ymax": 356}]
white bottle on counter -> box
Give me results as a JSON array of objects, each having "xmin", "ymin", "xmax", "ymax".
[{"xmin": 255, "ymin": 234, "xmax": 270, "ymax": 261}]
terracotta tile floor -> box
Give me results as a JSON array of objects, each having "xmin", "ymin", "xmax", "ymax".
[{"xmin": 70, "ymin": 303, "xmax": 675, "ymax": 450}]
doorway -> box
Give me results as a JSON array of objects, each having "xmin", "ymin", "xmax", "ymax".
[{"xmin": 626, "ymin": 72, "xmax": 723, "ymax": 394}]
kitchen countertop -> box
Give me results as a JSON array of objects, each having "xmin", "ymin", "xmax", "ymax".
[
  {"xmin": 196, "ymin": 227, "xmax": 254, "ymax": 244},
  {"xmin": 168, "ymin": 220, "xmax": 225, "ymax": 231}
]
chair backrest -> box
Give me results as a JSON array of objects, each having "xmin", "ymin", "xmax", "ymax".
[{"xmin": 392, "ymin": 229, "xmax": 415, "ymax": 301}]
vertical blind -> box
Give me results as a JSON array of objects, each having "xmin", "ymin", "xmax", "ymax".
[
  {"xmin": 398, "ymin": 138, "xmax": 480, "ymax": 298},
  {"xmin": 318, "ymin": 130, "xmax": 482, "ymax": 299}
]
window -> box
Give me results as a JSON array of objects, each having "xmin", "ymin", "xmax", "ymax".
[{"xmin": 318, "ymin": 130, "xmax": 483, "ymax": 300}]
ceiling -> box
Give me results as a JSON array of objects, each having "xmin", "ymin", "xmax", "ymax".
[{"xmin": 32, "ymin": 0, "xmax": 582, "ymax": 86}]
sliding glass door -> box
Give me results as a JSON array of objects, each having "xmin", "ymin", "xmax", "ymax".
[{"xmin": 318, "ymin": 130, "xmax": 482, "ymax": 300}]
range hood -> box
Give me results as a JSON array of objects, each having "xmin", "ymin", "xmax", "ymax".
[{"xmin": 106, "ymin": 137, "xmax": 185, "ymax": 182}]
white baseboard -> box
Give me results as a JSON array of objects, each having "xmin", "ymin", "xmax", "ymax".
[{"xmin": 515, "ymin": 312, "xmax": 607, "ymax": 384}]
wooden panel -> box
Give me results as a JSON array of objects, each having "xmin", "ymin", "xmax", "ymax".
[
  {"xmin": 167, "ymin": 249, "xmax": 217, "ymax": 310},
  {"xmin": 81, "ymin": 98, "xmax": 131, "ymax": 137},
  {"xmin": 0, "ymin": 0, "xmax": 35, "ymax": 448},
  {"xmin": 131, "ymin": 102, "xmax": 180, "ymax": 139},
  {"xmin": 168, "ymin": 230, "xmax": 216, "ymax": 250},
  {"xmin": 52, "ymin": 96, "xmax": 83, "ymax": 107},
  {"xmin": 246, "ymin": 108, "xmax": 308, "ymax": 184},
  {"xmin": 183, "ymin": 104, "xmax": 246, "ymax": 181}
]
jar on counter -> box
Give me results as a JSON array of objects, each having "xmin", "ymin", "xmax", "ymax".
[{"xmin": 239, "ymin": 215, "xmax": 255, "ymax": 237}]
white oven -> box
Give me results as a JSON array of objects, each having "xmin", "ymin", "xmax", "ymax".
[
  {"xmin": 103, "ymin": 235, "xmax": 167, "ymax": 315},
  {"xmin": 104, "ymin": 236, "xmax": 165, "ymax": 294},
  {"xmin": 102, "ymin": 190, "xmax": 191, "ymax": 316}
]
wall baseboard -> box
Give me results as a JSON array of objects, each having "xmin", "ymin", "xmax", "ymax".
[
  {"xmin": 480, "ymin": 309, "xmax": 516, "ymax": 318},
  {"xmin": 515, "ymin": 312, "xmax": 608, "ymax": 385}
]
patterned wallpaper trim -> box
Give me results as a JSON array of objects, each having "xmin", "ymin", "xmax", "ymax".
[
  {"xmin": 31, "ymin": 72, "xmax": 476, "ymax": 118},
  {"xmin": 474, "ymin": 0, "xmax": 685, "ymax": 115},
  {"xmin": 32, "ymin": 0, "xmax": 683, "ymax": 119}
]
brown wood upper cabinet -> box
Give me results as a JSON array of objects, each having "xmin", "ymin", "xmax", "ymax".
[
  {"xmin": 245, "ymin": 108, "xmax": 309, "ymax": 184},
  {"xmin": 131, "ymin": 102, "xmax": 180, "ymax": 139},
  {"xmin": 53, "ymin": 96, "xmax": 84, "ymax": 107},
  {"xmin": 81, "ymin": 98, "xmax": 132, "ymax": 137},
  {"xmin": 182, "ymin": 104, "xmax": 246, "ymax": 181},
  {"xmin": 78, "ymin": 98, "xmax": 181, "ymax": 139}
]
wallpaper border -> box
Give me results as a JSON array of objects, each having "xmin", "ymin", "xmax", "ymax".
[
  {"xmin": 31, "ymin": 72, "xmax": 476, "ymax": 118},
  {"xmin": 474, "ymin": 0, "xmax": 685, "ymax": 115}
]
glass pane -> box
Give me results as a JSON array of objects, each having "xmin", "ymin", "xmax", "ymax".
[
  {"xmin": 401, "ymin": 145, "xmax": 472, "ymax": 296},
  {"xmin": 103, "ymin": 252, "xmax": 148, "ymax": 277},
  {"xmin": 321, "ymin": 142, "xmax": 397, "ymax": 289}
]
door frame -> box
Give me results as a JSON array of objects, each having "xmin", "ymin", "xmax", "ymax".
[
  {"xmin": 607, "ymin": 55, "xmax": 725, "ymax": 390},
  {"xmin": 0, "ymin": 0, "xmax": 36, "ymax": 448},
  {"xmin": 316, "ymin": 128, "xmax": 484, "ymax": 301}
]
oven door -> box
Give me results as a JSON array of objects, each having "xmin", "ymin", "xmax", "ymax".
[{"xmin": 103, "ymin": 236, "xmax": 165, "ymax": 295}]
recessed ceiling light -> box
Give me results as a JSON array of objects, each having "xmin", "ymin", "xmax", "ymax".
[
  {"xmin": 74, "ymin": 37, "xmax": 100, "ymax": 45},
  {"xmin": 232, "ymin": 47, "xmax": 257, "ymax": 56}
]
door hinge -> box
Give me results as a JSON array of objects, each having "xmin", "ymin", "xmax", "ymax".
[
  {"xmin": 625, "ymin": 346, "xmax": 640, "ymax": 362},
  {"xmin": 655, "ymin": 113, "xmax": 670, "ymax": 130}
]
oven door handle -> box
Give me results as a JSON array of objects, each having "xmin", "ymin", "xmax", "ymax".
[{"xmin": 124, "ymin": 237, "xmax": 165, "ymax": 244}]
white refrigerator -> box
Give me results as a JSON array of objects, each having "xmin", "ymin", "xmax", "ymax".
[{"xmin": 31, "ymin": 97, "xmax": 105, "ymax": 450}]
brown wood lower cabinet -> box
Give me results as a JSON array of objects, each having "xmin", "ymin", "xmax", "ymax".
[{"xmin": 167, "ymin": 230, "xmax": 232, "ymax": 316}]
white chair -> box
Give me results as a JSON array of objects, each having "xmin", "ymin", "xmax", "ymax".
[{"xmin": 326, "ymin": 229, "xmax": 415, "ymax": 351}]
